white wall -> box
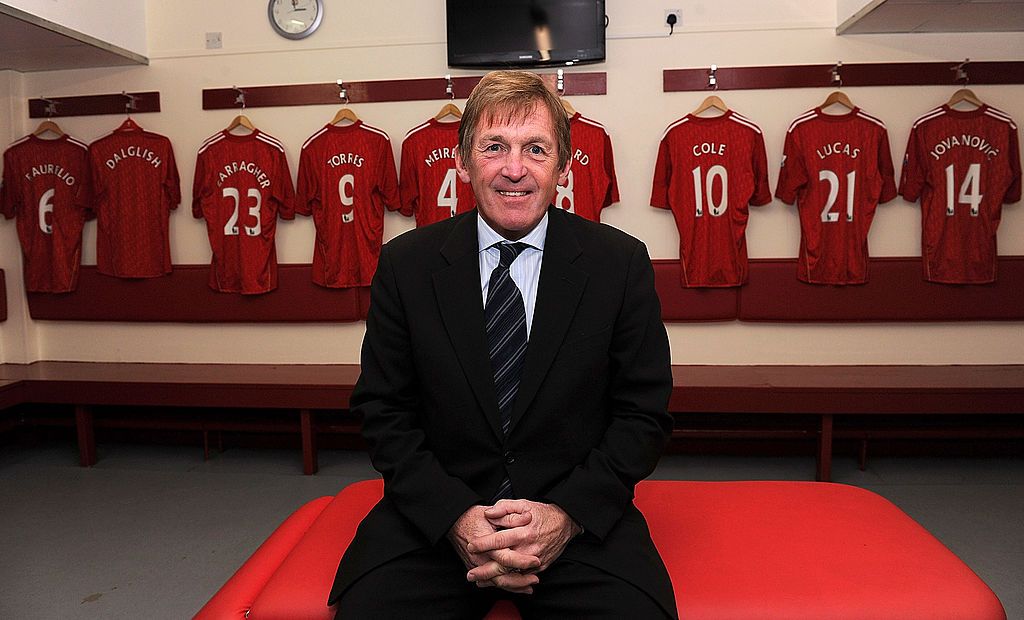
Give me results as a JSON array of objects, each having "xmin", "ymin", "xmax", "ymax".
[
  {"xmin": 2, "ymin": 0, "xmax": 147, "ymax": 56},
  {"xmin": 1, "ymin": 0, "xmax": 1022, "ymax": 365}
]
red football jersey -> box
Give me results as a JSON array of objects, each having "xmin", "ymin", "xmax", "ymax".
[
  {"xmin": 776, "ymin": 108, "xmax": 897, "ymax": 285},
  {"xmin": 555, "ymin": 113, "xmax": 619, "ymax": 222},
  {"xmin": 192, "ymin": 130, "xmax": 296, "ymax": 294},
  {"xmin": 399, "ymin": 118, "xmax": 474, "ymax": 227},
  {"xmin": 900, "ymin": 105, "xmax": 1021, "ymax": 284},
  {"xmin": 1, "ymin": 134, "xmax": 91, "ymax": 292},
  {"xmin": 650, "ymin": 111, "xmax": 771, "ymax": 287},
  {"xmin": 296, "ymin": 122, "xmax": 400, "ymax": 288},
  {"xmin": 89, "ymin": 126, "xmax": 180, "ymax": 278}
]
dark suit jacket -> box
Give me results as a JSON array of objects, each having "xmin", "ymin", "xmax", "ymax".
[{"xmin": 329, "ymin": 206, "xmax": 676, "ymax": 617}]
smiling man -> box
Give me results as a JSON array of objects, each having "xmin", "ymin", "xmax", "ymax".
[{"xmin": 330, "ymin": 70, "xmax": 677, "ymax": 619}]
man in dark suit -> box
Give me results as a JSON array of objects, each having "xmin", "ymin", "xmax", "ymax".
[{"xmin": 330, "ymin": 70, "xmax": 676, "ymax": 618}]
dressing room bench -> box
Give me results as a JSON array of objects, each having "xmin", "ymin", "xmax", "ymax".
[
  {"xmin": 193, "ymin": 478, "xmax": 1006, "ymax": 620},
  {"xmin": 1, "ymin": 361, "xmax": 1022, "ymax": 481}
]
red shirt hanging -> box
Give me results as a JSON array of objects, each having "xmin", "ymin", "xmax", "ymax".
[
  {"xmin": 399, "ymin": 118, "xmax": 474, "ymax": 227},
  {"xmin": 900, "ymin": 104, "xmax": 1021, "ymax": 284},
  {"xmin": 775, "ymin": 107, "xmax": 897, "ymax": 285},
  {"xmin": 89, "ymin": 124, "xmax": 180, "ymax": 278},
  {"xmin": 296, "ymin": 122, "xmax": 401, "ymax": 288},
  {"xmin": 192, "ymin": 130, "xmax": 296, "ymax": 294},
  {"xmin": 1, "ymin": 134, "xmax": 92, "ymax": 292},
  {"xmin": 556, "ymin": 113, "xmax": 619, "ymax": 222},
  {"xmin": 651, "ymin": 111, "xmax": 771, "ymax": 287}
]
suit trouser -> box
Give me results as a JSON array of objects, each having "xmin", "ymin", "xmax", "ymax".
[{"xmin": 336, "ymin": 540, "xmax": 671, "ymax": 620}]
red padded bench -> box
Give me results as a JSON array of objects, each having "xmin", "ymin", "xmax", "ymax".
[{"xmin": 195, "ymin": 479, "xmax": 1005, "ymax": 620}]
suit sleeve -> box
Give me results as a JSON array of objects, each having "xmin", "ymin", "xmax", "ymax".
[
  {"xmin": 542, "ymin": 240, "xmax": 673, "ymax": 540},
  {"xmin": 354, "ymin": 244, "xmax": 484, "ymax": 544}
]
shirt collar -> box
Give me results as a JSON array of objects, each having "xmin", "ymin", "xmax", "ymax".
[{"xmin": 477, "ymin": 210, "xmax": 548, "ymax": 254}]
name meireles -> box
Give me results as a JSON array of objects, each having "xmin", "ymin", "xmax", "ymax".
[
  {"xmin": 105, "ymin": 145, "xmax": 162, "ymax": 169},
  {"xmin": 424, "ymin": 146, "xmax": 456, "ymax": 168},
  {"xmin": 24, "ymin": 163, "xmax": 75, "ymax": 185}
]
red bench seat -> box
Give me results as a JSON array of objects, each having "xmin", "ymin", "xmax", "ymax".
[{"xmin": 195, "ymin": 479, "xmax": 1005, "ymax": 620}]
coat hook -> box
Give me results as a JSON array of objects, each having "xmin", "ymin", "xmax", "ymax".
[
  {"xmin": 40, "ymin": 97, "xmax": 58, "ymax": 117},
  {"xmin": 556, "ymin": 69, "xmax": 565, "ymax": 95},
  {"xmin": 122, "ymin": 91, "xmax": 139, "ymax": 114},
  {"xmin": 337, "ymin": 79, "xmax": 349, "ymax": 105},
  {"xmin": 830, "ymin": 61, "xmax": 843, "ymax": 88},
  {"xmin": 708, "ymin": 64, "xmax": 718, "ymax": 89},
  {"xmin": 232, "ymin": 86, "xmax": 246, "ymax": 109},
  {"xmin": 953, "ymin": 58, "xmax": 970, "ymax": 84},
  {"xmin": 445, "ymin": 74, "xmax": 454, "ymax": 100}
]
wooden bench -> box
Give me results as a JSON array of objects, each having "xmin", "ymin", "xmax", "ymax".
[
  {"xmin": 1, "ymin": 362, "xmax": 1021, "ymax": 481},
  {"xmin": 194, "ymin": 478, "xmax": 1007, "ymax": 619}
]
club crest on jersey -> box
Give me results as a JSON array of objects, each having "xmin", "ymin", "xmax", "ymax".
[
  {"xmin": 929, "ymin": 134, "xmax": 1000, "ymax": 161},
  {"xmin": 816, "ymin": 142, "xmax": 860, "ymax": 160},
  {"xmin": 105, "ymin": 146, "xmax": 162, "ymax": 169},
  {"xmin": 24, "ymin": 163, "xmax": 76, "ymax": 186}
]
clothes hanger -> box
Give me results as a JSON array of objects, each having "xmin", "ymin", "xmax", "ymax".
[
  {"xmin": 225, "ymin": 114, "xmax": 256, "ymax": 134},
  {"xmin": 692, "ymin": 95, "xmax": 728, "ymax": 116},
  {"xmin": 560, "ymin": 98, "xmax": 578, "ymax": 118},
  {"xmin": 330, "ymin": 107, "xmax": 359, "ymax": 126},
  {"xmin": 33, "ymin": 120, "xmax": 65, "ymax": 138},
  {"xmin": 434, "ymin": 103, "xmax": 463, "ymax": 121},
  {"xmin": 820, "ymin": 90, "xmax": 855, "ymax": 112},
  {"xmin": 117, "ymin": 93, "xmax": 142, "ymax": 131},
  {"xmin": 947, "ymin": 88, "xmax": 983, "ymax": 109}
]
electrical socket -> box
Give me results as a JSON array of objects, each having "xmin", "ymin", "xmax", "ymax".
[
  {"xmin": 664, "ymin": 9, "xmax": 681, "ymax": 28},
  {"xmin": 205, "ymin": 32, "xmax": 222, "ymax": 49}
]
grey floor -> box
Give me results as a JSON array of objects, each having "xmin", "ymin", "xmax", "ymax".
[{"xmin": 0, "ymin": 442, "xmax": 1021, "ymax": 620}]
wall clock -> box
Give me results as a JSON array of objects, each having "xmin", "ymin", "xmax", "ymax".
[{"xmin": 268, "ymin": 0, "xmax": 324, "ymax": 40}]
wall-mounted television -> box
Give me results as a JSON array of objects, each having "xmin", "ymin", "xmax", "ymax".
[{"xmin": 446, "ymin": 0, "xmax": 606, "ymax": 69}]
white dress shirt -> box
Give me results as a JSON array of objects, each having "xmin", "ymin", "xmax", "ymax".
[{"xmin": 477, "ymin": 212, "xmax": 548, "ymax": 338}]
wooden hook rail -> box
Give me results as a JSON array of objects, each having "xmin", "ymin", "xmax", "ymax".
[
  {"xmin": 28, "ymin": 91, "xmax": 161, "ymax": 118},
  {"xmin": 202, "ymin": 72, "xmax": 607, "ymax": 110},
  {"xmin": 664, "ymin": 61, "xmax": 1024, "ymax": 92}
]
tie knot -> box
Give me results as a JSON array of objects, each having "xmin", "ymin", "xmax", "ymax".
[{"xmin": 495, "ymin": 242, "xmax": 528, "ymax": 268}]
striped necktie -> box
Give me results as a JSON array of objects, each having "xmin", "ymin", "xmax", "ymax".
[{"xmin": 485, "ymin": 241, "xmax": 528, "ymax": 501}]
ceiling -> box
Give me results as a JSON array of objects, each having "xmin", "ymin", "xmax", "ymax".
[
  {"xmin": 0, "ymin": 4, "xmax": 146, "ymax": 73},
  {"xmin": 839, "ymin": 0, "xmax": 1024, "ymax": 34}
]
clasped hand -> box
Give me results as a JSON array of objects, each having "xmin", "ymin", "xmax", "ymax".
[{"xmin": 447, "ymin": 499, "xmax": 581, "ymax": 594}]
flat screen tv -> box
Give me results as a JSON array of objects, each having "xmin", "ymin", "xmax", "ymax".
[{"xmin": 446, "ymin": 0, "xmax": 606, "ymax": 69}]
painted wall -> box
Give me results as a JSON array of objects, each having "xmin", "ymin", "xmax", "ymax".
[
  {"xmin": 1, "ymin": 0, "xmax": 1022, "ymax": 365},
  {"xmin": 2, "ymin": 0, "xmax": 147, "ymax": 56}
]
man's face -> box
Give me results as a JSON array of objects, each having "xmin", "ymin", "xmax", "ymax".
[{"xmin": 456, "ymin": 104, "xmax": 570, "ymax": 240}]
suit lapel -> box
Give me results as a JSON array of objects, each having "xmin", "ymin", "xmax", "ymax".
[
  {"xmin": 433, "ymin": 212, "xmax": 504, "ymax": 440},
  {"xmin": 509, "ymin": 208, "xmax": 587, "ymax": 431}
]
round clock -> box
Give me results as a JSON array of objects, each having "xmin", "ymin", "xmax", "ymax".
[{"xmin": 268, "ymin": 0, "xmax": 324, "ymax": 40}]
